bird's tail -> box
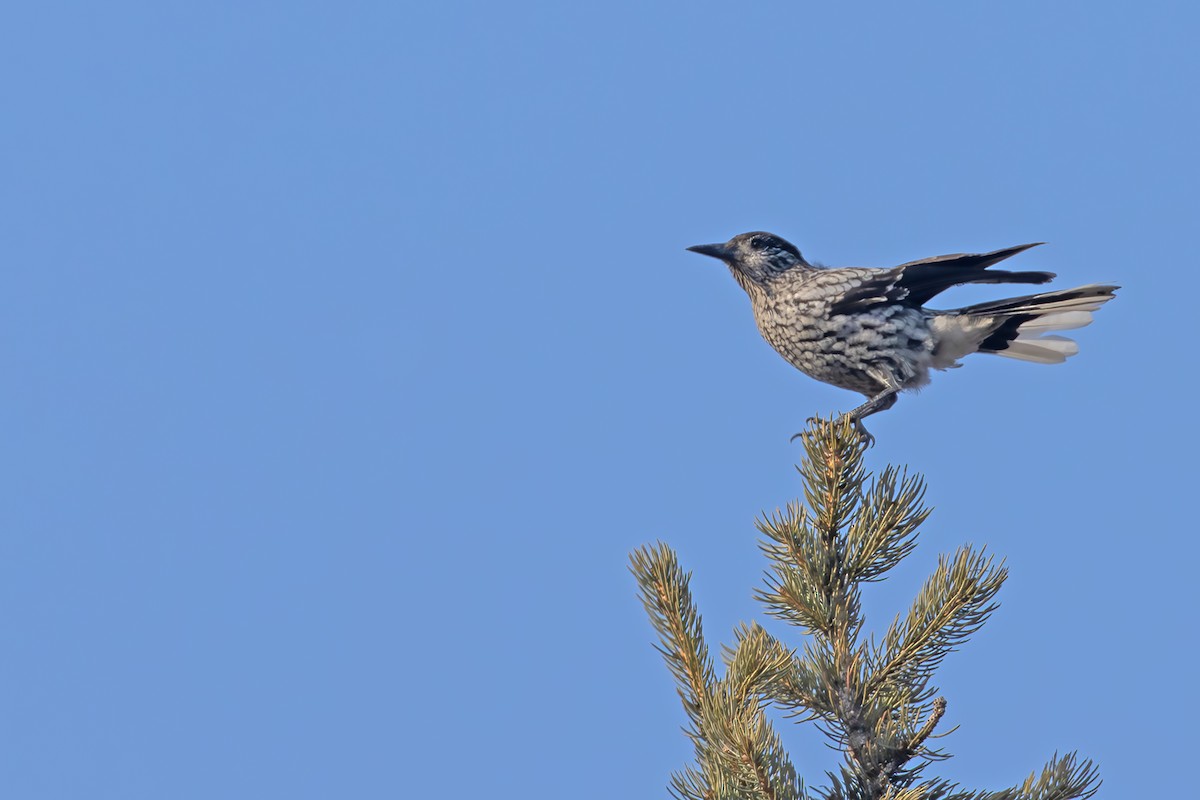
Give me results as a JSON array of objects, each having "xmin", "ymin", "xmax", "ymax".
[{"xmin": 963, "ymin": 283, "xmax": 1118, "ymax": 364}]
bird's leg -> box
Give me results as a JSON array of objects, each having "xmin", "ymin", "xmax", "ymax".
[
  {"xmin": 842, "ymin": 388, "xmax": 900, "ymax": 446},
  {"xmin": 793, "ymin": 381, "xmax": 901, "ymax": 446}
]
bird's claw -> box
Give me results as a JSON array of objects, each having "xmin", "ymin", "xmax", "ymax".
[
  {"xmin": 790, "ymin": 416, "xmax": 823, "ymax": 443},
  {"xmin": 852, "ymin": 419, "xmax": 876, "ymax": 448},
  {"xmin": 789, "ymin": 415, "xmax": 876, "ymax": 447}
]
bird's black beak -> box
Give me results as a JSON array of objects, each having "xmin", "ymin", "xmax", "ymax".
[{"xmin": 686, "ymin": 243, "xmax": 732, "ymax": 261}]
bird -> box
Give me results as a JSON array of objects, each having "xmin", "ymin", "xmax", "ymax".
[{"xmin": 686, "ymin": 232, "xmax": 1117, "ymax": 443}]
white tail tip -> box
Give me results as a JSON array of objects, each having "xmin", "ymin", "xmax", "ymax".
[
  {"xmin": 1017, "ymin": 310, "xmax": 1094, "ymax": 334},
  {"xmin": 995, "ymin": 335, "xmax": 1080, "ymax": 364}
]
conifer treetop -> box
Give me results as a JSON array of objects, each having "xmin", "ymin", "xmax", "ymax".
[{"xmin": 631, "ymin": 418, "xmax": 1099, "ymax": 800}]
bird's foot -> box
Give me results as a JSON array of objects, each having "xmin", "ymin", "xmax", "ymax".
[
  {"xmin": 850, "ymin": 416, "xmax": 876, "ymax": 448},
  {"xmin": 791, "ymin": 415, "xmax": 875, "ymax": 446},
  {"xmin": 789, "ymin": 416, "xmax": 824, "ymax": 443}
]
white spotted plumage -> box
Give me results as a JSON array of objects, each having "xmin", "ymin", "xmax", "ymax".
[{"xmin": 687, "ymin": 231, "xmax": 1117, "ymax": 439}]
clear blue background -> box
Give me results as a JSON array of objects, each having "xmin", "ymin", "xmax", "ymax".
[{"xmin": 1, "ymin": 2, "xmax": 1194, "ymax": 797}]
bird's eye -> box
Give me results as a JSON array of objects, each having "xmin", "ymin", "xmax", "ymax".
[{"xmin": 750, "ymin": 236, "xmax": 766, "ymax": 250}]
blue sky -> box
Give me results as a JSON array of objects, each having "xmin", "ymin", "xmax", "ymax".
[{"xmin": 1, "ymin": 2, "xmax": 1196, "ymax": 797}]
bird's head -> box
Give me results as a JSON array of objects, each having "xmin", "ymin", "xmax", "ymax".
[{"xmin": 686, "ymin": 231, "xmax": 809, "ymax": 291}]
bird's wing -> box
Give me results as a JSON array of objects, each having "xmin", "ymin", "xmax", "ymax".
[{"xmin": 827, "ymin": 243, "xmax": 1054, "ymax": 314}]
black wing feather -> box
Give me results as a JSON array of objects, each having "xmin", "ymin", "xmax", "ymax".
[{"xmin": 829, "ymin": 243, "xmax": 1054, "ymax": 314}]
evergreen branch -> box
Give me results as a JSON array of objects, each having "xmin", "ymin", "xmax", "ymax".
[
  {"xmin": 756, "ymin": 503, "xmax": 863, "ymax": 640},
  {"xmin": 670, "ymin": 766, "xmax": 713, "ymax": 800},
  {"xmin": 944, "ymin": 753, "xmax": 1100, "ymax": 800},
  {"xmin": 897, "ymin": 778, "xmax": 963, "ymax": 800},
  {"xmin": 702, "ymin": 682, "xmax": 806, "ymax": 800},
  {"xmin": 630, "ymin": 543, "xmax": 715, "ymax": 727},
  {"xmin": 843, "ymin": 467, "xmax": 930, "ymax": 584},
  {"xmin": 821, "ymin": 769, "xmax": 949, "ymax": 800},
  {"xmin": 771, "ymin": 645, "xmax": 832, "ymax": 721},
  {"xmin": 634, "ymin": 547, "xmax": 807, "ymax": 800},
  {"xmin": 887, "ymin": 789, "xmax": 936, "ymax": 800},
  {"xmin": 781, "ymin": 424, "xmax": 964, "ymax": 798},
  {"xmin": 634, "ymin": 417, "xmax": 1099, "ymax": 800},
  {"xmin": 756, "ymin": 504, "xmax": 831, "ymax": 635},
  {"xmin": 871, "ymin": 548, "xmax": 1006, "ymax": 696},
  {"xmin": 723, "ymin": 622, "xmax": 796, "ymax": 699},
  {"xmin": 713, "ymin": 624, "xmax": 806, "ymax": 800},
  {"xmin": 825, "ymin": 692, "xmax": 950, "ymax": 797},
  {"xmin": 795, "ymin": 417, "xmax": 868, "ymax": 544},
  {"xmin": 906, "ymin": 698, "xmax": 947, "ymax": 756},
  {"xmin": 756, "ymin": 422, "xmax": 871, "ymax": 644}
]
